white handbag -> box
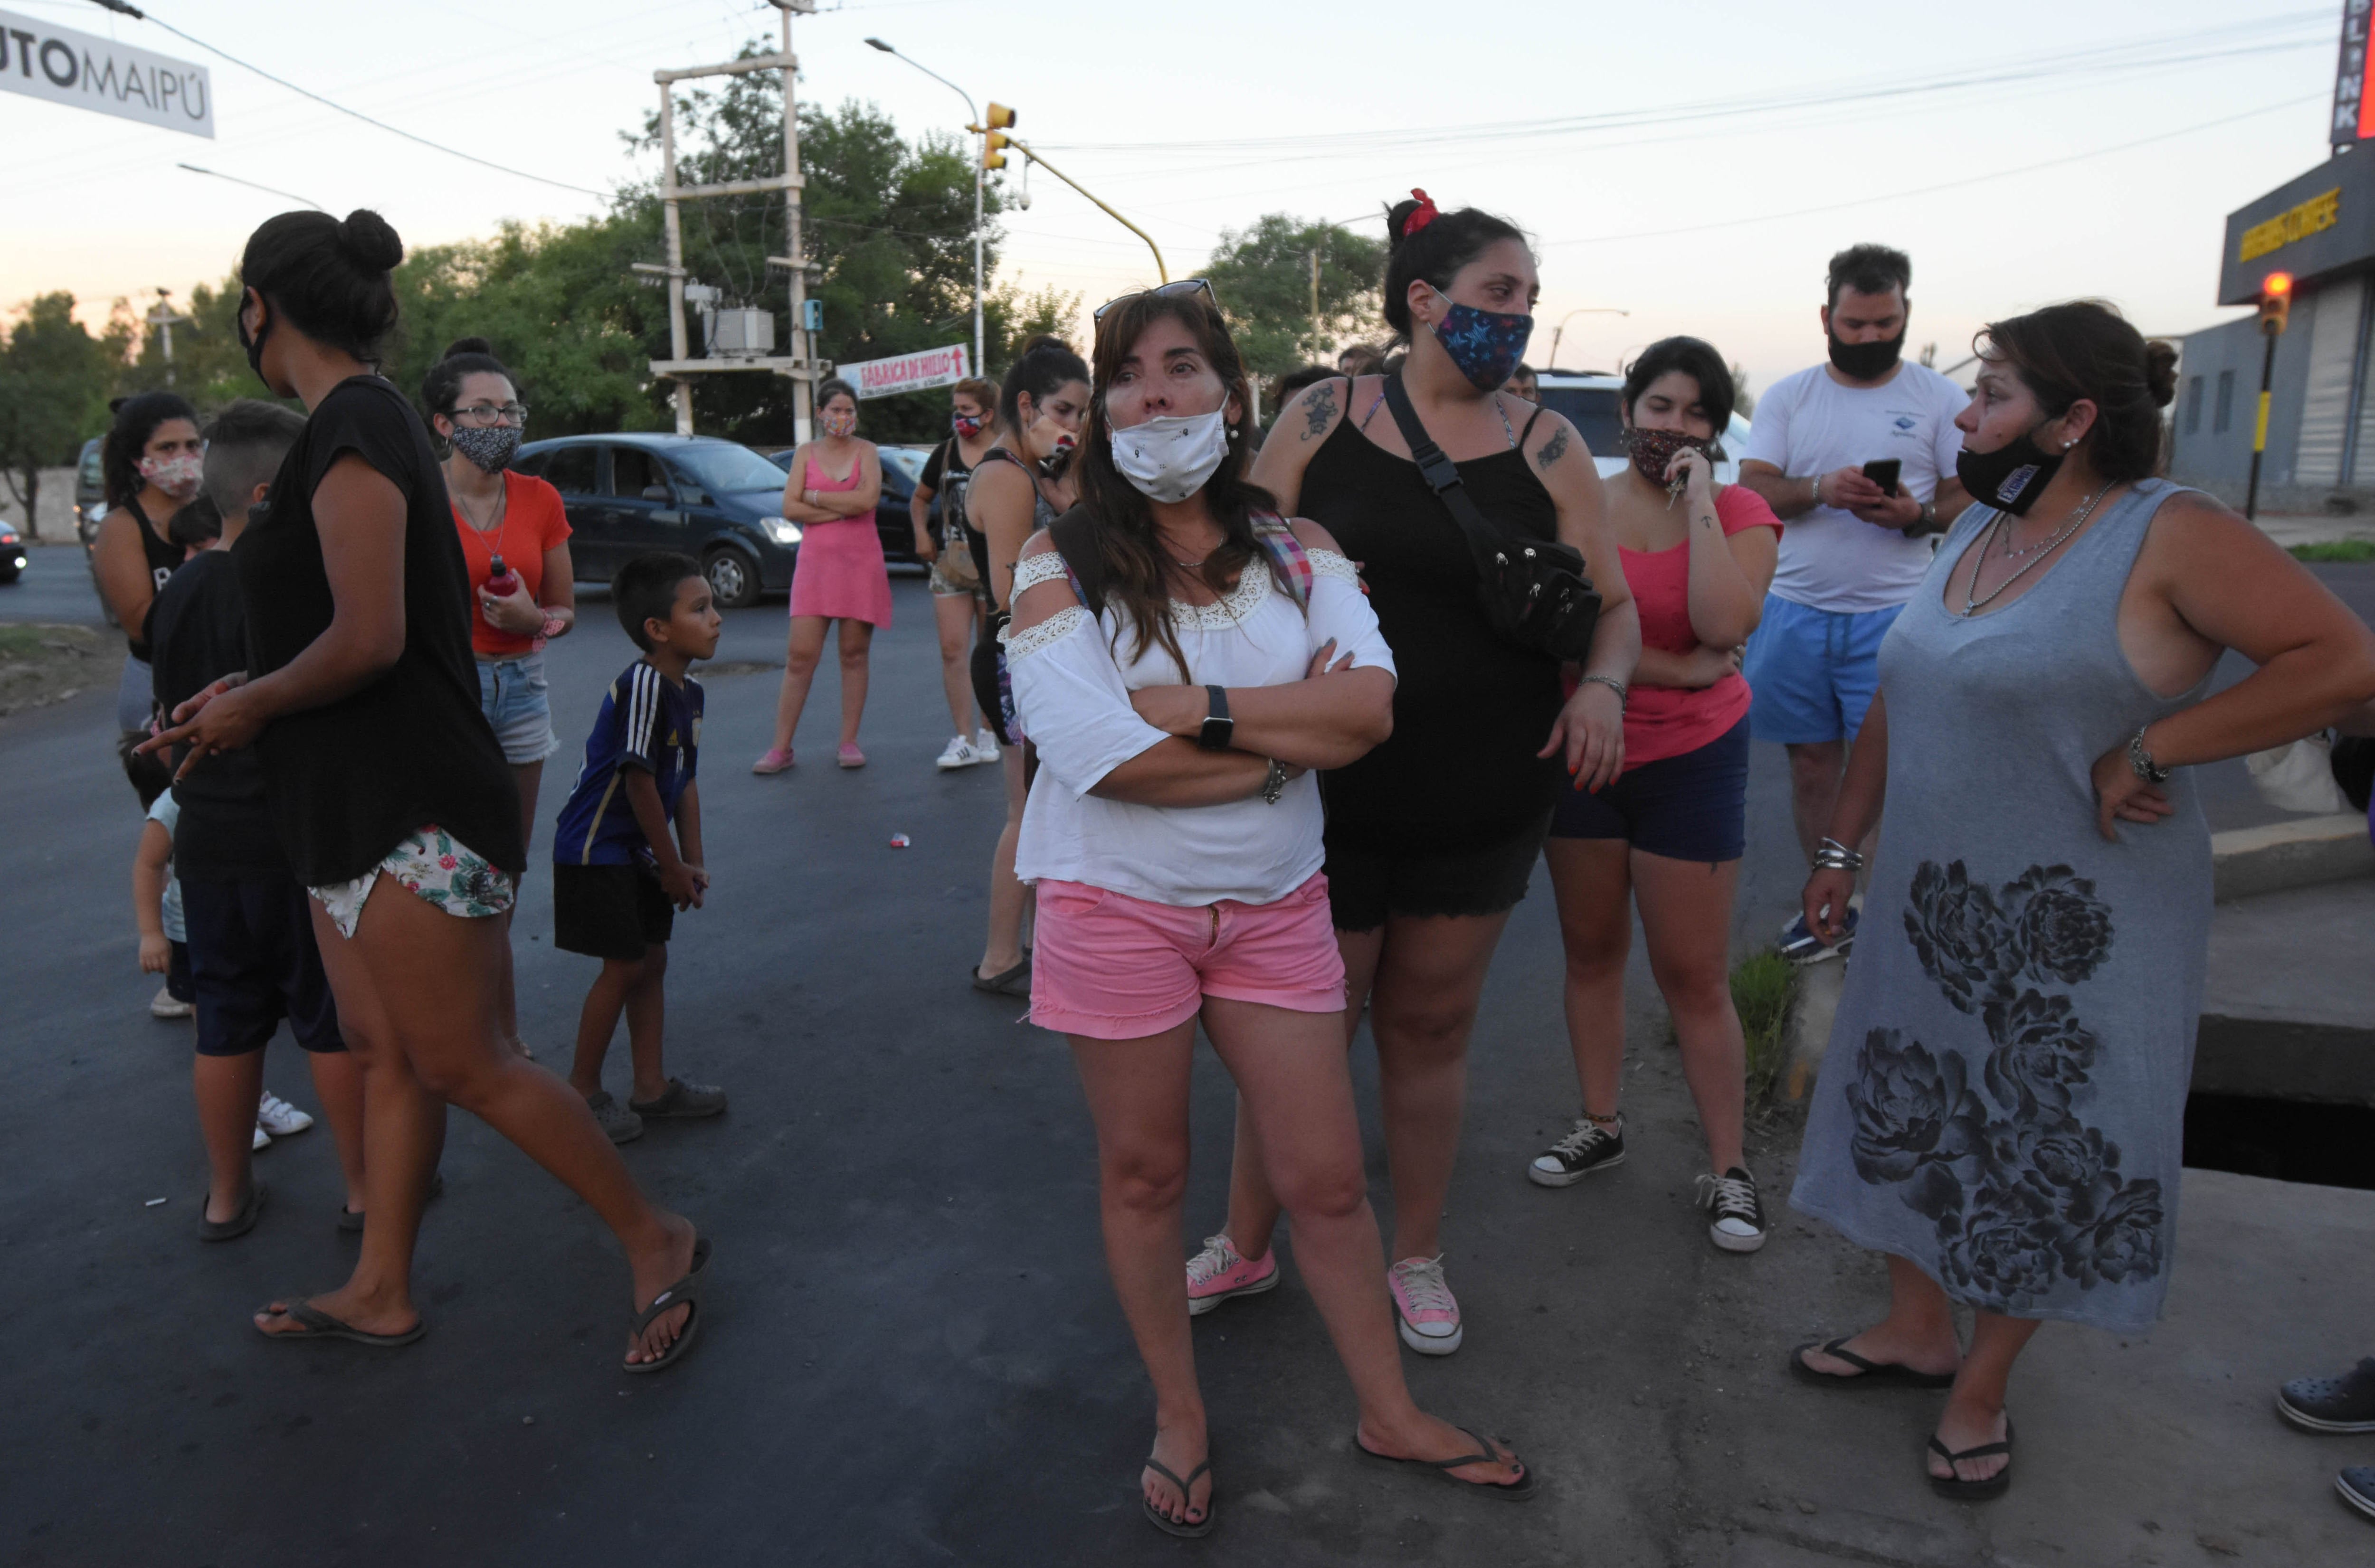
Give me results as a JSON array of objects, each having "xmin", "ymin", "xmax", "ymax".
[{"xmin": 2244, "ymin": 734, "xmax": 2350, "ymax": 816}]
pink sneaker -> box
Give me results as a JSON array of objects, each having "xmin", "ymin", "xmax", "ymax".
[
  {"xmin": 1185, "ymin": 1233, "xmax": 1278, "ymax": 1317},
  {"xmin": 836, "ymin": 743, "xmax": 867, "ymax": 769},
  {"xmin": 1387, "ymin": 1255, "xmax": 1463, "ymax": 1354},
  {"xmin": 752, "ymin": 746, "xmax": 795, "ymax": 775}
]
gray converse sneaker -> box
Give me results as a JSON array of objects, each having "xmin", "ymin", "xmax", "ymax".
[
  {"xmin": 585, "ymin": 1090, "xmax": 645, "ymax": 1144},
  {"xmin": 1528, "ymin": 1112, "xmax": 1625, "ymax": 1188}
]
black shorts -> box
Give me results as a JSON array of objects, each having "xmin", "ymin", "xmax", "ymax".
[
  {"xmin": 1549, "ymin": 717, "xmax": 1750, "ymax": 863},
  {"xmin": 553, "ymin": 863, "xmax": 674, "ymax": 961},
  {"xmin": 969, "ymin": 620, "xmax": 1018, "ymax": 747},
  {"xmin": 1322, "ymin": 810, "xmax": 1554, "ymax": 933},
  {"xmin": 166, "ymin": 938, "xmax": 195, "ymax": 1004},
  {"xmin": 182, "ymin": 877, "xmax": 345, "ymax": 1057}
]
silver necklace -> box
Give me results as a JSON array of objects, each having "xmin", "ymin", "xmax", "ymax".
[{"xmin": 1959, "ymin": 482, "xmax": 2112, "ymax": 617}]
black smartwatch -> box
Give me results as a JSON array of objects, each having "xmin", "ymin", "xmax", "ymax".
[{"xmin": 1197, "ymin": 684, "xmax": 1234, "ymax": 751}]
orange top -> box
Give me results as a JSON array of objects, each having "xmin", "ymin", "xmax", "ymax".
[{"xmin": 450, "ymin": 471, "xmax": 572, "ymax": 660}]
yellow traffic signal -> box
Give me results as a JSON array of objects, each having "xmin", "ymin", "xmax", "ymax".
[
  {"xmin": 984, "ymin": 129, "xmax": 1011, "ymax": 171},
  {"xmin": 2260, "ymin": 271, "xmax": 2293, "ymax": 336},
  {"xmin": 986, "ymin": 103, "xmax": 1016, "ymax": 131}
]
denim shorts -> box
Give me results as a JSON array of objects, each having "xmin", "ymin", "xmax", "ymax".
[
  {"xmin": 475, "ymin": 652, "xmax": 560, "ymax": 765},
  {"xmin": 1742, "ymin": 595, "xmax": 1902, "ymax": 745},
  {"xmin": 1549, "ymin": 717, "xmax": 1750, "ymax": 863}
]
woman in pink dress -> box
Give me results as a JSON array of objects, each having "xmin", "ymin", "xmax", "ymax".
[{"xmin": 755, "ymin": 379, "xmax": 891, "ymax": 771}]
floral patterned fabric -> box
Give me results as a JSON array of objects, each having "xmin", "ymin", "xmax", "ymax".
[
  {"xmin": 1790, "ymin": 480, "xmax": 2214, "ymax": 1332},
  {"xmin": 308, "ymin": 824, "xmax": 516, "ymax": 941}
]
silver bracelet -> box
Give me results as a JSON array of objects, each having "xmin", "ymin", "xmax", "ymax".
[
  {"xmin": 1579, "ymin": 672, "xmax": 1629, "ymax": 707},
  {"xmin": 1813, "ymin": 836, "xmax": 1864, "ymax": 871}
]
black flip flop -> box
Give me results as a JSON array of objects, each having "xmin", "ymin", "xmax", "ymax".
[
  {"xmin": 254, "ymin": 1297, "xmax": 426, "ymax": 1348},
  {"xmin": 971, "ymin": 958, "xmax": 1030, "ymax": 997},
  {"xmin": 1927, "ymin": 1419, "xmax": 2014, "ymax": 1502},
  {"xmin": 1789, "ymin": 1336, "xmax": 1959, "ymax": 1389},
  {"xmin": 336, "ymin": 1171, "xmax": 445, "ymax": 1235},
  {"xmin": 199, "ymin": 1181, "xmax": 267, "ymax": 1243},
  {"xmin": 1355, "ymin": 1426, "xmax": 1537, "ymax": 1501},
  {"xmin": 623, "ymin": 1235, "xmax": 711, "ymax": 1375},
  {"xmin": 1141, "ymin": 1455, "xmax": 1215, "ymax": 1538}
]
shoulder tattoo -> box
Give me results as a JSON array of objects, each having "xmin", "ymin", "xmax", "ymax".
[
  {"xmin": 1535, "ymin": 424, "xmax": 1570, "ymax": 472},
  {"xmin": 1301, "ymin": 383, "xmax": 1338, "ymax": 441}
]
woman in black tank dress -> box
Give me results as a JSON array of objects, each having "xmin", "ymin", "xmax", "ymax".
[
  {"xmin": 1202, "ymin": 197, "xmax": 1639, "ymax": 1354},
  {"xmin": 92, "ymin": 391, "xmax": 205, "ymax": 806}
]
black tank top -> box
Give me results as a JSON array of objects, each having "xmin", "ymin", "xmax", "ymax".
[
  {"xmin": 123, "ymin": 500, "xmax": 184, "ymax": 661},
  {"xmin": 1303, "ymin": 400, "xmax": 1565, "ymax": 852}
]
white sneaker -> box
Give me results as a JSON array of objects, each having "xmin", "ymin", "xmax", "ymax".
[
  {"xmin": 150, "ymin": 985, "xmax": 193, "ymax": 1020},
  {"xmin": 251, "ymin": 1123, "xmax": 273, "ymax": 1152},
  {"xmin": 973, "ymin": 728, "xmax": 1002, "ymax": 762},
  {"xmin": 256, "ymin": 1091, "xmax": 314, "ymax": 1137},
  {"xmin": 935, "ymin": 735, "xmax": 982, "ymax": 771}
]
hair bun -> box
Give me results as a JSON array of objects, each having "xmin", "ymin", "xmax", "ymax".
[
  {"xmin": 1019, "ymin": 333, "xmax": 1073, "ymax": 357},
  {"xmin": 337, "ymin": 209, "xmax": 404, "ymax": 273},
  {"xmin": 2142, "ymin": 339, "xmax": 2179, "ymax": 409},
  {"xmin": 444, "ymin": 336, "xmax": 494, "ymax": 359},
  {"xmin": 1383, "ymin": 197, "xmax": 1423, "ymax": 251}
]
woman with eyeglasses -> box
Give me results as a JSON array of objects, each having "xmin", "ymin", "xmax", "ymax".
[
  {"xmin": 754, "ymin": 378, "xmax": 888, "ymax": 772},
  {"xmin": 1199, "ymin": 193, "xmax": 1637, "ymax": 1356},
  {"xmin": 1006, "ymin": 281, "xmax": 1533, "ymax": 1536},
  {"xmin": 424, "ymin": 338, "xmax": 574, "ymax": 1060},
  {"xmin": 963, "ymin": 336, "xmax": 1089, "ymax": 996}
]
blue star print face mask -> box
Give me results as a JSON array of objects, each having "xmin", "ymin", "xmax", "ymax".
[{"xmin": 1427, "ymin": 285, "xmax": 1534, "ymax": 392}]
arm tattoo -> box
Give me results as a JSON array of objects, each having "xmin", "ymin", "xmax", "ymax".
[
  {"xmin": 1535, "ymin": 424, "xmax": 1570, "ymax": 471},
  {"xmin": 1301, "ymin": 384, "xmax": 1337, "ymax": 440}
]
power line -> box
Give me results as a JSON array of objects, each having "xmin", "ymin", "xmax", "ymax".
[{"xmin": 85, "ymin": 0, "xmax": 610, "ymax": 198}]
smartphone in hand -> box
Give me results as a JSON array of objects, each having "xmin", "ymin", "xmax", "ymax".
[{"xmin": 1862, "ymin": 459, "xmax": 1902, "ymax": 498}]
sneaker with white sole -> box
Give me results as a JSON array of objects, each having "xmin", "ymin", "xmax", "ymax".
[
  {"xmin": 1529, "ymin": 1112, "xmax": 1625, "ymax": 1188},
  {"xmin": 151, "ymin": 985, "xmax": 193, "ymax": 1020},
  {"xmin": 1387, "ymin": 1255, "xmax": 1463, "ymax": 1355},
  {"xmin": 1697, "ymin": 1166, "xmax": 1768, "ymax": 1253},
  {"xmin": 973, "ymin": 728, "xmax": 1002, "ymax": 762},
  {"xmin": 251, "ymin": 1123, "xmax": 272, "ymax": 1152},
  {"xmin": 255, "ymin": 1091, "xmax": 314, "ymax": 1137},
  {"xmin": 1778, "ymin": 907, "xmax": 1857, "ymax": 963},
  {"xmin": 1185, "ymin": 1233, "xmax": 1279, "ymax": 1316},
  {"xmin": 935, "ymin": 735, "xmax": 983, "ymax": 771}
]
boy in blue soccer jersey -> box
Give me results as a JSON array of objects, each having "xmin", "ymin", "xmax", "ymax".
[{"xmin": 553, "ymin": 554, "xmax": 727, "ymax": 1144}]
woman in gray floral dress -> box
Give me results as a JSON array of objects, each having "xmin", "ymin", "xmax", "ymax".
[{"xmin": 1786, "ymin": 301, "xmax": 2375, "ymax": 1500}]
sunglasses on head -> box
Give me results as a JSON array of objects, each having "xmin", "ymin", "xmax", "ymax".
[{"xmin": 1093, "ymin": 278, "xmax": 1218, "ymax": 322}]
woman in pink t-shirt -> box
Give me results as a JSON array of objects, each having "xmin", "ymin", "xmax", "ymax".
[{"xmin": 1527, "ymin": 339, "xmax": 1781, "ymax": 1252}]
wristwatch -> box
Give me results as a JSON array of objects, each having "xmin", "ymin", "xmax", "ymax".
[
  {"xmin": 2127, "ymin": 725, "xmax": 2170, "ymax": 784},
  {"xmin": 1259, "ymin": 757, "xmax": 1291, "ymax": 805},
  {"xmin": 1197, "ymin": 685, "xmax": 1235, "ymax": 751},
  {"xmin": 1913, "ymin": 500, "xmax": 1938, "ymax": 535}
]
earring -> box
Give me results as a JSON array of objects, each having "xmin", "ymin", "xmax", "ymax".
[{"xmin": 2063, "ymin": 439, "xmax": 2077, "ymax": 452}]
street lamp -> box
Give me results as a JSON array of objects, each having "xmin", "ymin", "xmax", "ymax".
[
  {"xmin": 866, "ymin": 38, "xmax": 984, "ymax": 376},
  {"xmin": 1546, "ymin": 307, "xmax": 1629, "ymax": 371},
  {"xmin": 176, "ymin": 162, "xmax": 323, "ymax": 211}
]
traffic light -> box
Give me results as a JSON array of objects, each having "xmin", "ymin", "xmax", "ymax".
[
  {"xmin": 2260, "ymin": 271, "xmax": 2293, "ymax": 336},
  {"xmin": 982, "ymin": 103, "xmax": 1016, "ymax": 170}
]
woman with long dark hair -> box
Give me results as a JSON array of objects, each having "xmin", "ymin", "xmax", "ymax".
[
  {"xmin": 1788, "ymin": 301, "xmax": 2375, "ymax": 1498},
  {"xmin": 93, "ymin": 390, "xmax": 204, "ymax": 806},
  {"xmin": 1007, "ymin": 283, "xmax": 1532, "ymax": 1536},
  {"xmin": 912, "ymin": 375, "xmax": 1003, "ymax": 769},
  {"xmin": 1197, "ymin": 193, "xmax": 1638, "ymax": 1354},
  {"xmin": 147, "ymin": 209, "xmax": 705, "ymax": 1370},
  {"xmin": 964, "ymin": 336, "xmax": 1089, "ymax": 995}
]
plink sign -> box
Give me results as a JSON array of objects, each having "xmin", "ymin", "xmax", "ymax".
[{"xmin": 0, "ymin": 8, "xmax": 212, "ymax": 139}]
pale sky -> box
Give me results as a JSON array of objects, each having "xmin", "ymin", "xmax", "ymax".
[{"xmin": 0, "ymin": 0, "xmax": 2346, "ymax": 401}]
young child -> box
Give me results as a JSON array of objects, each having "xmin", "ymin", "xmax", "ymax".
[{"xmin": 553, "ymin": 553, "xmax": 729, "ymax": 1144}]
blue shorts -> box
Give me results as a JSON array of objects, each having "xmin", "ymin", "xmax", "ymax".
[
  {"xmin": 476, "ymin": 652, "xmax": 560, "ymax": 765},
  {"xmin": 183, "ymin": 876, "xmax": 345, "ymax": 1057},
  {"xmin": 1549, "ymin": 718, "xmax": 1749, "ymax": 862},
  {"xmin": 1743, "ymin": 595, "xmax": 1901, "ymax": 745}
]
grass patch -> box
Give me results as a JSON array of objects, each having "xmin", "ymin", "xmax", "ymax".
[
  {"xmin": 2290, "ymin": 538, "xmax": 2375, "ymax": 563},
  {"xmin": 1733, "ymin": 950, "xmax": 1799, "ymax": 1108}
]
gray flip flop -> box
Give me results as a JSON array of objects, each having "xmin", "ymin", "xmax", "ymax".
[
  {"xmin": 1790, "ymin": 1336, "xmax": 1959, "ymax": 1389},
  {"xmin": 199, "ymin": 1181, "xmax": 267, "ymax": 1243},
  {"xmin": 1141, "ymin": 1455, "xmax": 1215, "ymax": 1538},
  {"xmin": 623, "ymin": 1235, "xmax": 711, "ymax": 1375},
  {"xmin": 1355, "ymin": 1425, "xmax": 1537, "ymax": 1501},
  {"xmin": 256, "ymin": 1297, "xmax": 426, "ymax": 1348},
  {"xmin": 971, "ymin": 958, "xmax": 1030, "ymax": 996}
]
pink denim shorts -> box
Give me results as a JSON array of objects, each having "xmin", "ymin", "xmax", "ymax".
[{"xmin": 1029, "ymin": 872, "xmax": 1347, "ymax": 1040}]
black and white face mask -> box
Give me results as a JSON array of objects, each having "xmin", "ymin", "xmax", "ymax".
[{"xmin": 448, "ymin": 425, "xmax": 522, "ymax": 473}]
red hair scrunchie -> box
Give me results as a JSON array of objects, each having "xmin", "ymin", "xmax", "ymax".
[{"xmin": 1401, "ymin": 189, "xmax": 1440, "ymax": 239}]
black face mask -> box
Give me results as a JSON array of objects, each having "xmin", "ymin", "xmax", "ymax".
[
  {"xmin": 1955, "ymin": 420, "xmax": 2065, "ymax": 517},
  {"xmin": 1827, "ymin": 328, "xmax": 1903, "ymax": 381},
  {"xmin": 236, "ymin": 289, "xmax": 272, "ymax": 387}
]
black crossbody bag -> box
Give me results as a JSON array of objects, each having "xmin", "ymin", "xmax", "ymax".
[{"xmin": 1379, "ymin": 373, "xmax": 1601, "ymax": 663}]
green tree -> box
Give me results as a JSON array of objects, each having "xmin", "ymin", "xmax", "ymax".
[
  {"xmin": 0, "ymin": 293, "xmax": 115, "ymax": 523},
  {"xmin": 1203, "ymin": 216, "xmax": 1387, "ymax": 382}
]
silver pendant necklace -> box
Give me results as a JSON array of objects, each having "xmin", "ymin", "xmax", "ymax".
[{"xmin": 1959, "ymin": 482, "xmax": 2112, "ymax": 617}]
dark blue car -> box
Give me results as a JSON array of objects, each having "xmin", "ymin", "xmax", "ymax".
[{"xmin": 512, "ymin": 434, "xmax": 800, "ymax": 609}]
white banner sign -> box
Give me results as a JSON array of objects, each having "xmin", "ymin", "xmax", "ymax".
[
  {"xmin": 844, "ymin": 344, "xmax": 970, "ymax": 400},
  {"xmin": 0, "ymin": 9, "xmax": 213, "ymax": 138}
]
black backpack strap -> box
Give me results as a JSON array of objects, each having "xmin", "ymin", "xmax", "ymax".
[
  {"xmin": 1046, "ymin": 505, "xmax": 1106, "ymax": 615},
  {"xmin": 1379, "ymin": 372, "xmax": 1510, "ymax": 571}
]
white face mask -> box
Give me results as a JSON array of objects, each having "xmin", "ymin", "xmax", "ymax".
[{"xmin": 1107, "ymin": 409, "xmax": 1231, "ymax": 503}]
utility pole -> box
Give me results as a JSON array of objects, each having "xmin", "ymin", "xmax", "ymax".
[
  {"xmin": 1308, "ymin": 247, "xmax": 1321, "ymax": 356},
  {"xmin": 778, "ymin": 0, "xmax": 813, "ymax": 446},
  {"xmin": 145, "ymin": 289, "xmax": 190, "ymax": 387},
  {"xmin": 2246, "ymin": 271, "xmax": 2293, "ymax": 521}
]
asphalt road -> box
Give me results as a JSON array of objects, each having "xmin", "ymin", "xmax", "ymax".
[{"xmin": 0, "ymin": 542, "xmax": 2366, "ymax": 1566}]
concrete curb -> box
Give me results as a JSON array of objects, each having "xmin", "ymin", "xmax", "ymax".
[{"xmin": 2211, "ymin": 812, "xmax": 2373, "ymax": 901}]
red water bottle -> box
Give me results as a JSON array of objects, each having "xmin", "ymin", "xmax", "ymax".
[{"xmin": 484, "ymin": 553, "xmax": 519, "ymax": 596}]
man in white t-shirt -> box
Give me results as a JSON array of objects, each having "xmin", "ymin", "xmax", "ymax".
[{"xmin": 1738, "ymin": 244, "xmax": 1970, "ymax": 958}]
